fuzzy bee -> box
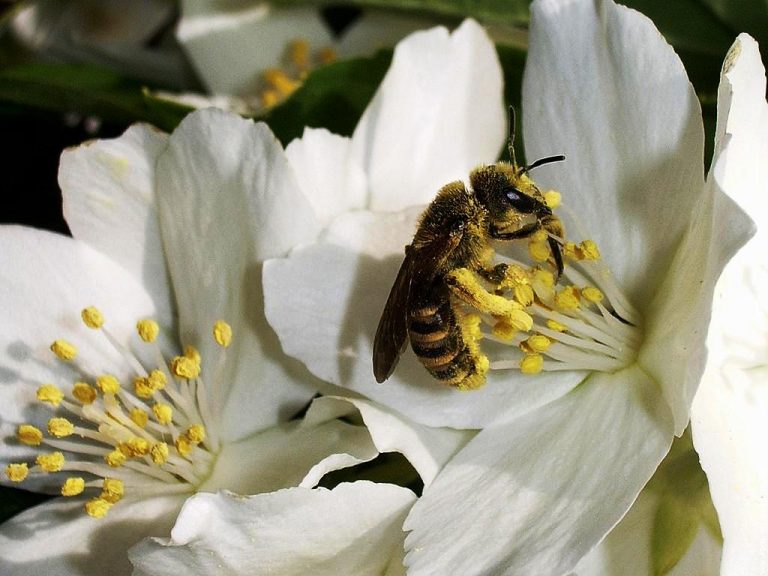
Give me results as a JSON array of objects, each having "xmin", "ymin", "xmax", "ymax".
[{"xmin": 373, "ymin": 116, "xmax": 564, "ymax": 389}]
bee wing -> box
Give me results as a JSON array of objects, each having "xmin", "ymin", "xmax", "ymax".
[{"xmin": 373, "ymin": 230, "xmax": 463, "ymax": 383}]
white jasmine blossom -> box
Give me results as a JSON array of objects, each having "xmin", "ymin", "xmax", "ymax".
[{"xmin": 262, "ymin": 2, "xmax": 754, "ymax": 574}]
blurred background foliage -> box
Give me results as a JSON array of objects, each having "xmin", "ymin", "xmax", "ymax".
[{"xmin": 0, "ymin": 0, "xmax": 764, "ymax": 526}]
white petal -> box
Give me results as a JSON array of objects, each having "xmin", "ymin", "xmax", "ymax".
[
  {"xmin": 156, "ymin": 109, "xmax": 320, "ymax": 440},
  {"xmin": 59, "ymin": 123, "xmax": 174, "ymax": 326},
  {"xmin": 303, "ymin": 396, "xmax": 472, "ymax": 487},
  {"xmin": 199, "ymin": 419, "xmax": 377, "ymax": 494},
  {"xmin": 129, "ymin": 483, "xmax": 416, "ymax": 576},
  {"xmin": 351, "ymin": 19, "xmax": 506, "ymax": 211},
  {"xmin": 640, "ymin": 35, "xmax": 760, "ymax": 434},
  {"xmin": 177, "ymin": 1, "xmax": 333, "ymax": 95},
  {"xmin": 690, "ymin": 36, "xmax": 768, "ymax": 576},
  {"xmin": 403, "ymin": 366, "xmax": 674, "ymax": 576},
  {"xmin": 0, "ymin": 494, "xmax": 184, "ymax": 576},
  {"xmin": 263, "ymin": 212, "xmax": 583, "ymax": 429},
  {"xmin": 0, "ymin": 227, "xmax": 160, "ymax": 487},
  {"xmin": 284, "ymin": 128, "xmax": 367, "ymax": 228},
  {"xmin": 523, "ymin": 0, "xmax": 705, "ymax": 310}
]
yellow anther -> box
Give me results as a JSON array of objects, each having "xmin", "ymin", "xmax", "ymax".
[
  {"xmin": 96, "ymin": 374, "xmax": 120, "ymax": 395},
  {"xmin": 318, "ymin": 46, "xmax": 337, "ymax": 65},
  {"xmin": 175, "ymin": 435, "xmax": 193, "ymax": 457},
  {"xmin": 185, "ymin": 424, "xmax": 206, "ymax": 444},
  {"xmin": 36, "ymin": 384, "xmax": 64, "ymax": 407},
  {"xmin": 506, "ymin": 308, "xmax": 534, "ymax": 333},
  {"xmin": 579, "ymin": 240, "xmax": 601, "ymax": 260},
  {"xmin": 513, "ymin": 284, "xmax": 535, "ymax": 307},
  {"xmin": 260, "ymin": 89, "xmax": 280, "ymax": 108},
  {"xmin": 532, "ymin": 268, "xmax": 555, "ymax": 289},
  {"xmin": 213, "ymin": 320, "xmax": 233, "ymax": 348},
  {"xmin": 17, "ymin": 424, "xmax": 43, "ymax": 446},
  {"xmin": 153, "ymin": 403, "xmax": 173, "ymax": 425},
  {"xmin": 136, "ymin": 319, "xmax": 160, "ymax": 343},
  {"xmin": 61, "ymin": 477, "xmax": 85, "ymax": 496},
  {"xmin": 48, "ymin": 417, "xmax": 75, "ymax": 438},
  {"xmin": 288, "ymin": 38, "xmax": 310, "ymax": 70},
  {"xmin": 151, "ymin": 442, "xmax": 169, "ymax": 465},
  {"xmin": 72, "ymin": 382, "xmax": 97, "ymax": 404},
  {"xmin": 546, "ymin": 319, "xmax": 568, "ymax": 332},
  {"xmin": 555, "ymin": 286, "xmax": 581, "ymax": 310},
  {"xmin": 51, "ymin": 339, "xmax": 77, "ymax": 361},
  {"xmin": 528, "ymin": 240, "xmax": 551, "ymax": 263},
  {"xmin": 531, "ymin": 229, "xmax": 549, "ymax": 243},
  {"xmin": 129, "ymin": 407, "xmax": 148, "ymax": 428},
  {"xmin": 172, "ymin": 356, "xmax": 200, "ymax": 380},
  {"xmin": 522, "ymin": 334, "xmax": 552, "ymax": 354},
  {"xmin": 37, "ymin": 451, "xmax": 65, "ymax": 472},
  {"xmin": 81, "ymin": 306, "xmax": 104, "ymax": 329},
  {"xmin": 492, "ymin": 321, "xmax": 517, "ymax": 341},
  {"xmin": 119, "ymin": 437, "xmax": 150, "ymax": 457},
  {"xmin": 184, "ymin": 345, "xmax": 201, "ymax": 364},
  {"xmin": 133, "ymin": 376, "xmax": 154, "ymax": 399},
  {"xmin": 105, "ymin": 449, "xmax": 126, "ymax": 468},
  {"xmin": 263, "ymin": 68, "xmax": 299, "ymax": 95},
  {"xmin": 6, "ymin": 463, "xmax": 29, "ymax": 482},
  {"xmin": 85, "ymin": 498, "xmax": 112, "ymax": 518},
  {"xmin": 543, "ymin": 190, "xmax": 561, "ymax": 209},
  {"xmin": 582, "ymin": 286, "xmax": 604, "ymax": 304},
  {"xmin": 100, "ymin": 478, "xmax": 124, "ymax": 503},
  {"xmin": 520, "ymin": 354, "xmax": 544, "ymax": 374},
  {"xmin": 563, "ymin": 242, "xmax": 579, "ymax": 260},
  {"xmin": 148, "ymin": 369, "xmax": 167, "ymax": 390}
]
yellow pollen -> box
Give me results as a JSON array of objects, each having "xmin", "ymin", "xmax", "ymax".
[
  {"xmin": 129, "ymin": 407, "xmax": 148, "ymax": 428},
  {"xmin": 492, "ymin": 321, "xmax": 517, "ymax": 341},
  {"xmin": 543, "ymin": 190, "xmax": 562, "ymax": 209},
  {"xmin": 579, "ymin": 240, "xmax": 601, "ymax": 260},
  {"xmin": 185, "ymin": 425, "xmax": 206, "ymax": 444},
  {"xmin": 17, "ymin": 424, "xmax": 43, "ymax": 446},
  {"xmin": 153, "ymin": 403, "xmax": 173, "ymax": 425},
  {"xmin": 50, "ymin": 339, "xmax": 77, "ymax": 361},
  {"xmin": 260, "ymin": 89, "xmax": 280, "ymax": 108},
  {"xmin": 148, "ymin": 369, "xmax": 167, "ymax": 390},
  {"xmin": 563, "ymin": 242, "xmax": 579, "ymax": 261},
  {"xmin": 506, "ymin": 308, "xmax": 534, "ymax": 332},
  {"xmin": 36, "ymin": 384, "xmax": 64, "ymax": 407},
  {"xmin": 523, "ymin": 335, "xmax": 552, "ymax": 353},
  {"xmin": 61, "ymin": 477, "xmax": 85, "ymax": 496},
  {"xmin": 172, "ymin": 356, "xmax": 200, "ymax": 380},
  {"xmin": 72, "ymin": 382, "xmax": 97, "ymax": 404},
  {"xmin": 105, "ymin": 449, "xmax": 126, "ymax": 468},
  {"xmin": 513, "ymin": 284, "xmax": 535, "ymax": 307},
  {"xmin": 6, "ymin": 463, "xmax": 29, "ymax": 482},
  {"xmin": 96, "ymin": 374, "xmax": 120, "ymax": 395},
  {"xmin": 582, "ymin": 286, "xmax": 605, "ymax": 304},
  {"xmin": 85, "ymin": 498, "xmax": 112, "ymax": 518},
  {"xmin": 120, "ymin": 437, "xmax": 150, "ymax": 457},
  {"xmin": 263, "ymin": 68, "xmax": 299, "ymax": 96},
  {"xmin": 520, "ymin": 354, "xmax": 544, "ymax": 374},
  {"xmin": 546, "ymin": 319, "xmax": 568, "ymax": 332},
  {"xmin": 37, "ymin": 451, "xmax": 65, "ymax": 472},
  {"xmin": 532, "ymin": 268, "xmax": 555, "ymax": 289},
  {"xmin": 47, "ymin": 417, "xmax": 75, "ymax": 438},
  {"xmin": 289, "ymin": 38, "xmax": 310, "ymax": 70},
  {"xmin": 528, "ymin": 241, "xmax": 551, "ymax": 263},
  {"xmin": 463, "ymin": 313, "xmax": 484, "ymax": 342},
  {"xmin": 555, "ymin": 286, "xmax": 581, "ymax": 310},
  {"xmin": 133, "ymin": 376, "xmax": 154, "ymax": 399},
  {"xmin": 531, "ymin": 229, "xmax": 549, "ymax": 243},
  {"xmin": 213, "ymin": 320, "xmax": 233, "ymax": 348},
  {"xmin": 175, "ymin": 435, "xmax": 193, "ymax": 457},
  {"xmin": 151, "ymin": 442, "xmax": 169, "ymax": 464},
  {"xmin": 100, "ymin": 478, "xmax": 124, "ymax": 503},
  {"xmin": 184, "ymin": 345, "xmax": 201, "ymax": 364},
  {"xmin": 81, "ymin": 306, "xmax": 104, "ymax": 329},
  {"xmin": 318, "ymin": 46, "xmax": 337, "ymax": 65},
  {"xmin": 136, "ymin": 319, "xmax": 159, "ymax": 343}
]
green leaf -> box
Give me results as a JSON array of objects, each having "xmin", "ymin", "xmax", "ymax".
[
  {"xmin": 262, "ymin": 48, "xmax": 393, "ymax": 144},
  {"xmin": 652, "ymin": 493, "xmax": 701, "ymax": 576},
  {"xmin": 273, "ymin": 0, "xmax": 530, "ymax": 25},
  {"xmin": 0, "ymin": 63, "xmax": 192, "ymax": 132}
]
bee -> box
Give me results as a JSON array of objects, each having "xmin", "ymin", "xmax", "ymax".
[{"xmin": 372, "ymin": 113, "xmax": 565, "ymax": 389}]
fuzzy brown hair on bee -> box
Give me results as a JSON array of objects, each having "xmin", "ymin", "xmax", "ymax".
[{"xmin": 373, "ymin": 114, "xmax": 566, "ymax": 389}]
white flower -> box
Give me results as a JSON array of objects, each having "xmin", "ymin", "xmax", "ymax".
[
  {"xmin": 174, "ymin": 0, "xmax": 440, "ymax": 112},
  {"xmin": 691, "ymin": 34, "xmax": 768, "ymax": 576},
  {"xmin": 263, "ymin": 2, "xmax": 754, "ymax": 574},
  {"xmin": 0, "ymin": 108, "xmax": 429, "ymax": 575}
]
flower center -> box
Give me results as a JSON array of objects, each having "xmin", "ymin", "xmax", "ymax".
[
  {"xmin": 5, "ymin": 308, "xmax": 233, "ymax": 518},
  {"xmin": 259, "ymin": 38, "xmax": 337, "ymax": 109},
  {"xmin": 470, "ymin": 191, "xmax": 643, "ymax": 379}
]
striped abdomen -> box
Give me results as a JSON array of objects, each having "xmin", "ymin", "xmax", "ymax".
[{"xmin": 407, "ymin": 287, "xmax": 483, "ymax": 388}]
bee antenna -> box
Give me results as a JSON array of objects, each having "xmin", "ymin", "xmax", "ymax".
[
  {"xmin": 507, "ymin": 106, "xmax": 517, "ymax": 165},
  {"xmin": 520, "ymin": 154, "xmax": 566, "ymax": 175}
]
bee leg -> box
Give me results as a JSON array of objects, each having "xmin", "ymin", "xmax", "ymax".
[
  {"xmin": 489, "ymin": 221, "xmax": 541, "ymax": 240},
  {"xmin": 444, "ymin": 268, "xmax": 520, "ymax": 319}
]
